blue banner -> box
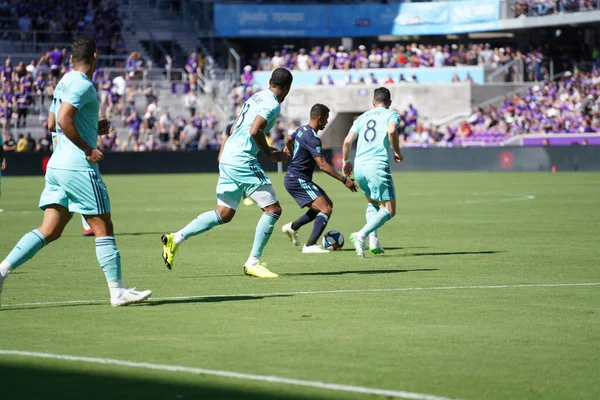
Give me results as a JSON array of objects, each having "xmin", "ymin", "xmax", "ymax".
[{"xmin": 214, "ymin": 1, "xmax": 499, "ymax": 37}]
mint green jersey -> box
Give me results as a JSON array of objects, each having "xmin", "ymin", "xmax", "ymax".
[
  {"xmin": 220, "ymin": 89, "xmax": 280, "ymax": 166},
  {"xmin": 351, "ymin": 106, "xmax": 400, "ymax": 166},
  {"xmin": 47, "ymin": 71, "xmax": 99, "ymax": 171}
]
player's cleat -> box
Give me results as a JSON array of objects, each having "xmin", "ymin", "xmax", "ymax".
[
  {"xmin": 243, "ymin": 262, "xmax": 279, "ymax": 278},
  {"xmin": 302, "ymin": 244, "xmax": 330, "ymax": 254},
  {"xmin": 82, "ymin": 227, "xmax": 95, "ymax": 237},
  {"xmin": 281, "ymin": 222, "xmax": 300, "ymax": 246},
  {"xmin": 349, "ymin": 232, "xmax": 366, "ymax": 258},
  {"xmin": 110, "ymin": 287, "xmax": 152, "ymax": 307},
  {"xmin": 242, "ymin": 197, "xmax": 255, "ymax": 206},
  {"xmin": 369, "ymin": 237, "xmax": 385, "ymax": 255},
  {"xmin": 160, "ymin": 233, "xmax": 179, "ymax": 270}
]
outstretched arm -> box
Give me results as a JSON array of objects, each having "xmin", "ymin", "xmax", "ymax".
[
  {"xmin": 342, "ymin": 130, "xmax": 357, "ymax": 176},
  {"xmin": 249, "ymin": 115, "xmax": 287, "ymax": 162},
  {"xmin": 285, "ymin": 134, "xmax": 295, "ymax": 156},
  {"xmin": 387, "ymin": 121, "xmax": 403, "ymax": 163},
  {"xmin": 314, "ymin": 156, "xmax": 357, "ymax": 192},
  {"xmin": 57, "ymin": 102, "xmax": 103, "ymax": 164}
]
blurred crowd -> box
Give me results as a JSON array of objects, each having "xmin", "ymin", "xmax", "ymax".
[
  {"xmin": 401, "ymin": 70, "xmax": 600, "ymax": 146},
  {"xmin": 514, "ymin": 0, "xmax": 598, "ymax": 17},
  {"xmin": 1, "ymin": 0, "xmax": 125, "ymax": 57},
  {"xmin": 242, "ymin": 43, "xmax": 549, "ymax": 82}
]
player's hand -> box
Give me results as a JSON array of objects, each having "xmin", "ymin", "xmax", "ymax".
[
  {"xmin": 1, "ymin": 158, "xmax": 5, "ymax": 171},
  {"xmin": 394, "ymin": 152, "xmax": 403, "ymax": 163},
  {"xmin": 343, "ymin": 161, "xmax": 353, "ymax": 177},
  {"xmin": 344, "ymin": 178, "xmax": 358, "ymax": 192},
  {"xmin": 98, "ymin": 118, "xmax": 111, "ymax": 136},
  {"xmin": 284, "ymin": 147, "xmax": 292, "ymax": 157},
  {"xmin": 86, "ymin": 148, "xmax": 104, "ymax": 164},
  {"xmin": 269, "ymin": 150, "xmax": 288, "ymax": 163}
]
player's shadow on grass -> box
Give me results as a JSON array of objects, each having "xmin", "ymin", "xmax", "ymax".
[
  {"xmin": 284, "ymin": 268, "xmax": 438, "ymax": 277},
  {"xmin": 148, "ymin": 294, "xmax": 292, "ymax": 306},
  {"xmin": 337, "ymin": 246, "xmax": 426, "ymax": 252},
  {"xmin": 64, "ymin": 231, "xmax": 165, "ymax": 238},
  {"xmin": 403, "ymin": 251, "xmax": 504, "ymax": 257},
  {"xmin": 0, "ymin": 362, "xmax": 319, "ymax": 400}
]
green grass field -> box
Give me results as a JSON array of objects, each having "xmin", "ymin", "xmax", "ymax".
[{"xmin": 0, "ymin": 172, "xmax": 599, "ymax": 400}]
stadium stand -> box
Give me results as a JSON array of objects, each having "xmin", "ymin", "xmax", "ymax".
[{"xmin": 1, "ymin": 0, "xmax": 600, "ymax": 154}]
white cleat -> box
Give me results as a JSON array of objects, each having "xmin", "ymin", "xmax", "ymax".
[
  {"xmin": 369, "ymin": 237, "xmax": 385, "ymax": 255},
  {"xmin": 110, "ymin": 288, "xmax": 152, "ymax": 307},
  {"xmin": 302, "ymin": 245, "xmax": 330, "ymax": 254},
  {"xmin": 281, "ymin": 222, "xmax": 300, "ymax": 246},
  {"xmin": 350, "ymin": 232, "xmax": 366, "ymax": 258}
]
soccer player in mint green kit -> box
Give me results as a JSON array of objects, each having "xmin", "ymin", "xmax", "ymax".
[
  {"xmin": 161, "ymin": 68, "xmax": 292, "ymax": 278},
  {"xmin": 342, "ymin": 87, "xmax": 403, "ymax": 258},
  {"xmin": 0, "ymin": 36, "xmax": 152, "ymax": 306}
]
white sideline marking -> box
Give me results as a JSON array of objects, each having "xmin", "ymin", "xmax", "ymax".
[
  {"xmin": 2, "ymin": 282, "xmax": 599, "ymax": 308},
  {"xmin": 0, "ymin": 350, "xmax": 460, "ymax": 400}
]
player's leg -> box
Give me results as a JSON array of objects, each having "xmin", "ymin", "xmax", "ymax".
[
  {"xmin": 0, "ymin": 204, "xmax": 71, "ymax": 305},
  {"xmin": 61, "ymin": 168, "xmax": 151, "ymax": 306},
  {"xmin": 281, "ymin": 175, "xmax": 317, "ymax": 246},
  {"xmin": 350, "ymin": 166, "xmax": 396, "ymax": 258},
  {"xmin": 81, "ymin": 214, "xmax": 94, "ymax": 237},
  {"xmin": 365, "ymin": 200, "xmax": 385, "ymax": 254},
  {"xmin": 85, "ymin": 212, "xmax": 151, "ymax": 306},
  {"xmin": 244, "ymin": 184, "xmax": 280, "ymax": 278},
  {"xmin": 160, "ymin": 169, "xmax": 239, "ymax": 270},
  {"xmin": 303, "ymin": 188, "xmax": 333, "ymax": 254}
]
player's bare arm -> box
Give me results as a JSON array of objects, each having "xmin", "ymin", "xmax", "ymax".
[
  {"xmin": 57, "ymin": 102, "xmax": 103, "ymax": 163},
  {"xmin": 387, "ymin": 121, "xmax": 402, "ymax": 163},
  {"xmin": 47, "ymin": 111, "xmax": 56, "ymax": 132},
  {"xmin": 342, "ymin": 130, "xmax": 358, "ymax": 176},
  {"xmin": 314, "ymin": 156, "xmax": 357, "ymax": 192},
  {"xmin": 285, "ymin": 134, "xmax": 295, "ymax": 156},
  {"xmin": 249, "ymin": 115, "xmax": 287, "ymax": 163}
]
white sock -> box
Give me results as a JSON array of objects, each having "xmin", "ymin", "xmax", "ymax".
[
  {"xmin": 174, "ymin": 231, "xmax": 185, "ymax": 245},
  {"xmin": 108, "ymin": 280, "xmax": 126, "ymax": 298},
  {"xmin": 0, "ymin": 261, "xmax": 11, "ymax": 278},
  {"xmin": 246, "ymin": 255, "xmax": 260, "ymax": 266},
  {"xmin": 369, "ymin": 236, "xmax": 379, "ymax": 247}
]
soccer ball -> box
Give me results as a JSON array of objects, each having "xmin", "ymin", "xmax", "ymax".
[{"xmin": 322, "ymin": 230, "xmax": 344, "ymax": 250}]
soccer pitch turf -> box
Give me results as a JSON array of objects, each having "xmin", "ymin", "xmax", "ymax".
[{"xmin": 0, "ymin": 172, "xmax": 599, "ymax": 400}]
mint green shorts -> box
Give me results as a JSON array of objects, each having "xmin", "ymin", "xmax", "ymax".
[
  {"xmin": 354, "ymin": 163, "xmax": 396, "ymax": 202},
  {"xmin": 39, "ymin": 168, "xmax": 111, "ymax": 215},
  {"xmin": 216, "ymin": 163, "xmax": 276, "ymax": 210}
]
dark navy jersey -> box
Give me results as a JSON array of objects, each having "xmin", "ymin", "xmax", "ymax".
[{"xmin": 286, "ymin": 124, "xmax": 324, "ymax": 181}]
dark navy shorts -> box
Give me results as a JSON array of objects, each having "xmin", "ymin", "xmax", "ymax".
[{"xmin": 284, "ymin": 175, "xmax": 326, "ymax": 208}]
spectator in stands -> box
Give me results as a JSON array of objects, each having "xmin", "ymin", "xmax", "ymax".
[
  {"xmin": 124, "ymin": 111, "xmax": 143, "ymax": 151},
  {"xmin": 158, "ymin": 111, "xmax": 172, "ymax": 148},
  {"xmin": 26, "ymin": 132, "xmax": 35, "ymax": 152},
  {"xmin": 271, "ymin": 51, "xmax": 285, "ymax": 69},
  {"xmin": 241, "ymin": 65, "xmax": 254, "ymax": 88},
  {"xmin": 99, "ymin": 72, "xmax": 112, "ymax": 115},
  {"xmin": 15, "ymin": 83, "xmax": 29, "ymax": 128},
  {"xmin": 145, "ymin": 134, "xmax": 159, "ymax": 151},
  {"xmin": 184, "ymin": 90, "xmax": 198, "ymax": 118},
  {"xmin": 101, "ymin": 125, "xmax": 119, "ymax": 152},
  {"xmin": 257, "ymin": 52, "xmax": 271, "ymax": 71},
  {"xmin": 49, "ymin": 46, "xmax": 64, "ymax": 78},
  {"xmin": 16, "ymin": 133, "xmax": 28, "ymax": 152},
  {"xmin": 181, "ymin": 119, "xmax": 199, "ymax": 150},
  {"xmin": 198, "ymin": 120, "xmax": 217, "ymax": 150},
  {"xmin": 1, "ymin": 58, "xmax": 12, "ymax": 84},
  {"xmin": 3, "ymin": 133, "xmax": 16, "ymax": 151},
  {"xmin": 171, "ymin": 115, "xmax": 186, "ymax": 150},
  {"xmin": 185, "ymin": 53, "xmax": 199, "ymax": 92}
]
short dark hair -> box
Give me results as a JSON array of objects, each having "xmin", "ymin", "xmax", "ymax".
[
  {"xmin": 373, "ymin": 87, "xmax": 392, "ymax": 106},
  {"xmin": 71, "ymin": 35, "xmax": 96, "ymax": 64},
  {"xmin": 310, "ymin": 103, "xmax": 330, "ymax": 119},
  {"xmin": 270, "ymin": 68, "xmax": 293, "ymax": 90}
]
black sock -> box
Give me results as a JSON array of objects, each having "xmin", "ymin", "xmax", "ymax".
[
  {"xmin": 306, "ymin": 212, "xmax": 329, "ymax": 246},
  {"xmin": 291, "ymin": 209, "xmax": 318, "ymax": 231}
]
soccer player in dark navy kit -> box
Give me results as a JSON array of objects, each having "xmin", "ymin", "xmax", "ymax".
[{"xmin": 281, "ymin": 104, "xmax": 357, "ymax": 253}]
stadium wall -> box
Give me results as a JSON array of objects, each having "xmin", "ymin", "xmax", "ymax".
[{"xmin": 3, "ymin": 147, "xmax": 599, "ymax": 177}]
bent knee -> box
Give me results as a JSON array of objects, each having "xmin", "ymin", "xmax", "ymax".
[
  {"xmin": 265, "ymin": 204, "xmax": 282, "ymax": 216},
  {"xmin": 218, "ymin": 210, "xmax": 235, "ymax": 224},
  {"xmin": 320, "ymin": 204, "xmax": 333, "ymax": 216}
]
